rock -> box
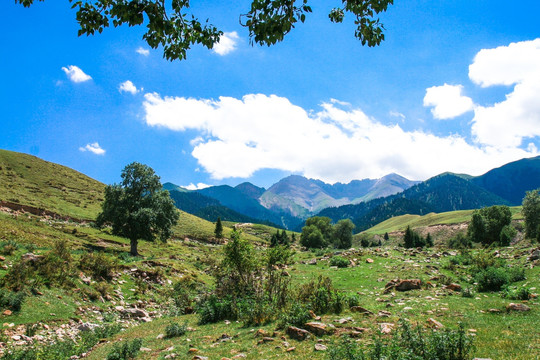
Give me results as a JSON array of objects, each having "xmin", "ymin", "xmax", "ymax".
[
  {"xmin": 379, "ymin": 323, "xmax": 394, "ymax": 334},
  {"xmin": 192, "ymin": 356, "xmax": 208, "ymax": 360},
  {"xmin": 506, "ymin": 303, "xmax": 530, "ymax": 312},
  {"xmin": 426, "ymin": 318, "xmax": 444, "ymax": 329},
  {"xmin": 528, "ymin": 249, "xmax": 540, "ymax": 261},
  {"xmin": 121, "ymin": 307, "xmax": 149, "ymax": 319},
  {"xmin": 304, "ymin": 322, "xmax": 329, "ymax": 336},
  {"xmin": 366, "ymin": 258, "xmax": 374, "ymax": 263},
  {"xmin": 262, "ymin": 337, "xmax": 274, "ymax": 343},
  {"xmin": 21, "ymin": 253, "xmax": 44, "ymax": 263},
  {"xmin": 11, "ymin": 335, "xmax": 21, "ymax": 341},
  {"xmin": 378, "ymin": 310, "xmax": 391, "ymax": 317},
  {"xmin": 308, "ymin": 258, "xmax": 317, "ymax": 265},
  {"xmin": 395, "ymin": 279, "xmax": 422, "ymax": 291},
  {"xmin": 156, "ymin": 333, "xmax": 165, "ymax": 339},
  {"xmin": 3, "ymin": 310, "xmax": 12, "ymax": 316},
  {"xmin": 286, "ymin": 326, "xmax": 310, "ymax": 341},
  {"xmin": 350, "ymin": 306, "xmax": 374, "ymax": 315},
  {"xmin": 314, "ymin": 343, "xmax": 327, "ymax": 351},
  {"xmin": 0, "ymin": 256, "xmax": 5, "ymax": 261},
  {"xmin": 286, "ymin": 347, "xmax": 296, "ymax": 352},
  {"xmin": 444, "ymin": 283, "xmax": 462, "ymax": 292},
  {"xmin": 77, "ymin": 323, "xmax": 99, "ymax": 332},
  {"xmin": 255, "ymin": 329, "xmax": 269, "ymax": 337},
  {"xmin": 188, "ymin": 348, "xmax": 198, "ymax": 354},
  {"xmin": 488, "ymin": 308, "xmax": 501, "ymax": 313}
]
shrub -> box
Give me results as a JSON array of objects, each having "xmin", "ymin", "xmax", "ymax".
[
  {"xmin": 296, "ymin": 276, "xmax": 344, "ymax": 315},
  {"xmin": 0, "ymin": 289, "xmax": 26, "ymax": 312},
  {"xmin": 461, "ymin": 287, "xmax": 475, "ymax": 298},
  {"xmin": 499, "ymin": 225, "xmax": 517, "ymax": 246},
  {"xmin": 277, "ymin": 303, "xmax": 312, "ymax": 329},
  {"xmin": 79, "ymin": 252, "xmax": 117, "ymax": 280},
  {"xmin": 330, "ymin": 256, "xmax": 349, "ymax": 268},
  {"xmin": 346, "ymin": 293, "xmax": 360, "ymax": 308},
  {"xmin": 237, "ymin": 297, "xmax": 276, "ymax": 326},
  {"xmin": 106, "ymin": 338, "xmax": 142, "ymax": 360},
  {"xmin": 447, "ymin": 233, "xmax": 472, "ymax": 249},
  {"xmin": 0, "ymin": 240, "xmax": 19, "ymax": 256},
  {"xmin": 171, "ymin": 276, "xmax": 200, "ymax": 314},
  {"xmin": 165, "ymin": 322, "xmax": 187, "ymax": 338},
  {"xmin": 501, "ymin": 286, "xmax": 532, "ymax": 300},
  {"xmin": 197, "ymin": 295, "xmax": 235, "ymax": 325},
  {"xmin": 507, "ymin": 266, "xmax": 526, "ymax": 283},
  {"xmin": 475, "ymin": 266, "xmax": 509, "ymax": 292}
]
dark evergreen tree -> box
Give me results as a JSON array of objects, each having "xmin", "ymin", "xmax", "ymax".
[
  {"xmin": 214, "ymin": 217, "xmax": 223, "ymax": 239},
  {"xmin": 425, "ymin": 233, "xmax": 433, "ymax": 247},
  {"xmin": 384, "ymin": 232, "xmax": 389, "ymax": 241}
]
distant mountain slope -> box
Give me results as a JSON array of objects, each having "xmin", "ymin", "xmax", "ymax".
[
  {"xmin": 0, "ymin": 149, "xmax": 104, "ymax": 219},
  {"xmin": 235, "ymin": 182, "xmax": 266, "ymax": 200},
  {"xmin": 197, "ymin": 185, "xmax": 301, "ymax": 229},
  {"xmin": 471, "ymin": 156, "xmax": 540, "ymax": 205},
  {"xmin": 319, "ymin": 173, "xmax": 510, "ymax": 232},
  {"xmin": 163, "ymin": 182, "xmax": 188, "ymax": 193},
  {"xmin": 261, "ymin": 174, "xmax": 417, "ymax": 218}
]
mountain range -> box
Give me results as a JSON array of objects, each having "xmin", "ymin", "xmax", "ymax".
[{"xmin": 168, "ymin": 156, "xmax": 540, "ymax": 232}]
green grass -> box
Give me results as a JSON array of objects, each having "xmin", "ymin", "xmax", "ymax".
[
  {"xmin": 363, "ymin": 207, "xmax": 523, "ymax": 235},
  {"xmin": 0, "ymin": 149, "xmax": 105, "ymax": 219}
]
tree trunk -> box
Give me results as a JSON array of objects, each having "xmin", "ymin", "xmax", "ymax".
[{"xmin": 130, "ymin": 238, "xmax": 139, "ymax": 256}]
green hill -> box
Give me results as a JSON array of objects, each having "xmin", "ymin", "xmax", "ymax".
[{"xmin": 0, "ymin": 149, "xmax": 105, "ymax": 219}]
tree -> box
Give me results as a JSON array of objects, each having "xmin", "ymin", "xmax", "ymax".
[
  {"xmin": 16, "ymin": 0, "xmax": 394, "ymax": 61},
  {"xmin": 403, "ymin": 225, "xmax": 425, "ymax": 248},
  {"xmin": 522, "ymin": 189, "xmax": 540, "ymax": 240},
  {"xmin": 96, "ymin": 162, "xmax": 179, "ymax": 256},
  {"xmin": 383, "ymin": 232, "xmax": 389, "ymax": 241},
  {"xmin": 300, "ymin": 216, "xmax": 334, "ymax": 249},
  {"xmin": 467, "ymin": 205, "xmax": 513, "ymax": 246},
  {"xmin": 214, "ymin": 217, "xmax": 223, "ymax": 239},
  {"xmin": 333, "ymin": 219, "xmax": 355, "ymax": 249}
]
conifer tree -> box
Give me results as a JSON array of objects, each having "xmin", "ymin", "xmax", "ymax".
[{"xmin": 214, "ymin": 217, "xmax": 223, "ymax": 239}]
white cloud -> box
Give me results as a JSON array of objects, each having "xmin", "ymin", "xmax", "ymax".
[
  {"xmin": 61, "ymin": 65, "xmax": 92, "ymax": 83},
  {"xmin": 389, "ymin": 111, "xmax": 406, "ymax": 121},
  {"xmin": 143, "ymin": 93, "xmax": 536, "ymax": 182},
  {"xmin": 119, "ymin": 80, "xmax": 140, "ymax": 95},
  {"xmin": 423, "ymin": 84, "xmax": 474, "ymax": 120},
  {"xmin": 136, "ymin": 47, "xmax": 150, "ymax": 56},
  {"xmin": 183, "ymin": 183, "xmax": 211, "ymax": 191},
  {"xmin": 213, "ymin": 32, "xmax": 239, "ymax": 56},
  {"xmin": 79, "ymin": 142, "xmax": 105, "ymax": 155},
  {"xmin": 468, "ymin": 39, "xmax": 540, "ymax": 147}
]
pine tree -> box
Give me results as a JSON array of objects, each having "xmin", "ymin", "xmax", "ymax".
[
  {"xmin": 384, "ymin": 232, "xmax": 389, "ymax": 241},
  {"xmin": 214, "ymin": 217, "xmax": 223, "ymax": 239}
]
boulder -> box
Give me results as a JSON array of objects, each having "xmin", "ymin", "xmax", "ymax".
[
  {"xmin": 379, "ymin": 323, "xmax": 394, "ymax": 334},
  {"xmin": 314, "ymin": 343, "xmax": 327, "ymax": 351},
  {"xmin": 286, "ymin": 326, "xmax": 310, "ymax": 341},
  {"xmin": 444, "ymin": 283, "xmax": 462, "ymax": 292},
  {"xmin": 506, "ymin": 303, "xmax": 530, "ymax": 312},
  {"xmin": 395, "ymin": 279, "xmax": 422, "ymax": 291},
  {"xmin": 426, "ymin": 318, "xmax": 444, "ymax": 329},
  {"xmin": 304, "ymin": 322, "xmax": 329, "ymax": 336},
  {"xmin": 350, "ymin": 306, "xmax": 374, "ymax": 315},
  {"xmin": 121, "ymin": 307, "xmax": 149, "ymax": 319}
]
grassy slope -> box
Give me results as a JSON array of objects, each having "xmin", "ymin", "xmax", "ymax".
[
  {"xmin": 363, "ymin": 207, "xmax": 523, "ymax": 235},
  {"xmin": 0, "ymin": 149, "xmax": 105, "ymax": 219}
]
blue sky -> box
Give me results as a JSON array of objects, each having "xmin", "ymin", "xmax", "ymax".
[{"xmin": 1, "ymin": 0, "xmax": 539, "ymax": 189}]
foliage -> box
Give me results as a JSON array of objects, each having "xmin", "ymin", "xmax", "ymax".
[
  {"xmin": 165, "ymin": 322, "xmax": 187, "ymax": 338},
  {"xmin": 277, "ymin": 302, "xmax": 312, "ymax": 328},
  {"xmin": 522, "ymin": 188, "xmax": 540, "ymax": 240},
  {"xmin": 383, "ymin": 232, "xmax": 389, "ymax": 240},
  {"xmin": 330, "ymin": 256, "xmax": 350, "ymax": 268},
  {"xmin": 448, "ymin": 232, "xmax": 472, "ymax": 249},
  {"xmin": 301, "ymin": 216, "xmax": 333, "ymax": 248},
  {"xmin": 0, "ymin": 289, "xmax": 26, "ymax": 312},
  {"xmin": 96, "ymin": 162, "xmax": 179, "ymax": 256},
  {"xmin": 214, "ymin": 217, "xmax": 223, "ymax": 239},
  {"xmin": 403, "ymin": 225, "xmax": 427, "ymax": 248},
  {"xmin": 219, "ymin": 229, "xmax": 259, "ymax": 296},
  {"xmin": 270, "ymin": 229, "xmax": 289, "ymax": 247},
  {"xmin": 171, "ymin": 276, "xmax": 202, "ymax": 315},
  {"xmin": 17, "ymin": 0, "xmax": 393, "ymax": 61},
  {"xmin": 333, "ymin": 219, "xmax": 355, "ymax": 249},
  {"xmin": 1, "ymin": 324, "xmax": 121, "ymax": 360},
  {"xmin": 296, "ymin": 276, "xmax": 344, "ymax": 314},
  {"xmin": 499, "ymin": 225, "xmax": 517, "ymax": 246},
  {"xmin": 475, "ymin": 267, "xmax": 510, "ymax": 292},
  {"xmin": 327, "ymin": 320, "xmax": 474, "ymax": 360},
  {"xmin": 106, "ymin": 338, "xmax": 142, "ymax": 360},
  {"xmin": 197, "ymin": 294, "xmax": 235, "ymax": 325},
  {"xmin": 468, "ymin": 205, "xmax": 512, "ymax": 245},
  {"xmin": 265, "ymin": 244, "xmax": 294, "ymax": 269},
  {"xmin": 501, "ymin": 285, "xmax": 532, "ymax": 301},
  {"xmin": 79, "ymin": 251, "xmax": 117, "ymax": 280}
]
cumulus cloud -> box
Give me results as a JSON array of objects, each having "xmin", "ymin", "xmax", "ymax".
[
  {"xmin": 136, "ymin": 47, "xmax": 150, "ymax": 56},
  {"xmin": 468, "ymin": 39, "xmax": 540, "ymax": 147},
  {"xmin": 213, "ymin": 32, "xmax": 239, "ymax": 56},
  {"xmin": 119, "ymin": 80, "xmax": 140, "ymax": 95},
  {"xmin": 423, "ymin": 84, "xmax": 474, "ymax": 119},
  {"xmin": 61, "ymin": 65, "xmax": 92, "ymax": 83},
  {"xmin": 183, "ymin": 183, "xmax": 211, "ymax": 191},
  {"xmin": 143, "ymin": 93, "xmax": 536, "ymax": 182},
  {"xmin": 79, "ymin": 142, "xmax": 105, "ymax": 155}
]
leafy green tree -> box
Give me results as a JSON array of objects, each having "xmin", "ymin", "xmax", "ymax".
[
  {"xmin": 214, "ymin": 217, "xmax": 223, "ymax": 239},
  {"xmin": 468, "ymin": 205, "xmax": 513, "ymax": 245},
  {"xmin": 16, "ymin": 0, "xmax": 394, "ymax": 61},
  {"xmin": 333, "ymin": 219, "xmax": 355, "ymax": 249},
  {"xmin": 300, "ymin": 216, "xmax": 333, "ymax": 248},
  {"xmin": 522, "ymin": 189, "xmax": 540, "ymax": 240},
  {"xmin": 96, "ymin": 162, "xmax": 179, "ymax": 256}
]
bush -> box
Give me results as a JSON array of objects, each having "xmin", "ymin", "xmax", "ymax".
[
  {"xmin": 447, "ymin": 233, "xmax": 472, "ymax": 249},
  {"xmin": 327, "ymin": 320, "xmax": 474, "ymax": 360},
  {"xmin": 0, "ymin": 289, "xmax": 26, "ymax": 312},
  {"xmin": 330, "ymin": 256, "xmax": 349, "ymax": 268},
  {"xmin": 507, "ymin": 266, "xmax": 526, "ymax": 283},
  {"xmin": 499, "ymin": 225, "xmax": 517, "ymax": 246},
  {"xmin": 106, "ymin": 338, "xmax": 142, "ymax": 360},
  {"xmin": 171, "ymin": 276, "xmax": 201, "ymax": 314},
  {"xmin": 79, "ymin": 252, "xmax": 117, "ymax": 280},
  {"xmin": 502, "ymin": 286, "xmax": 532, "ymax": 300},
  {"xmin": 277, "ymin": 303, "xmax": 312, "ymax": 329},
  {"xmin": 475, "ymin": 266, "xmax": 509, "ymax": 292},
  {"xmin": 346, "ymin": 293, "xmax": 360, "ymax": 308},
  {"xmin": 165, "ymin": 322, "xmax": 187, "ymax": 338},
  {"xmin": 237, "ymin": 297, "xmax": 276, "ymax": 326},
  {"xmin": 296, "ymin": 276, "xmax": 344, "ymax": 315},
  {"xmin": 0, "ymin": 240, "xmax": 19, "ymax": 256},
  {"xmin": 461, "ymin": 287, "xmax": 475, "ymax": 298},
  {"xmin": 197, "ymin": 295, "xmax": 235, "ymax": 325}
]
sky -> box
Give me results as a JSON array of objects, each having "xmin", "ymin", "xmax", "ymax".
[{"xmin": 1, "ymin": 0, "xmax": 540, "ymax": 189}]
